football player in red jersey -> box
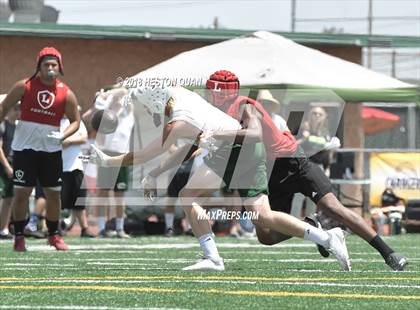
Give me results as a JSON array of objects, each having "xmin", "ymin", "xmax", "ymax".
[
  {"xmin": 205, "ymin": 70, "xmax": 407, "ymax": 271},
  {"xmin": 0, "ymin": 47, "xmax": 80, "ymax": 251}
]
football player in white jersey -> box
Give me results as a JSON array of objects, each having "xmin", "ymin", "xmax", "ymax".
[{"xmin": 90, "ymin": 86, "xmax": 351, "ymax": 272}]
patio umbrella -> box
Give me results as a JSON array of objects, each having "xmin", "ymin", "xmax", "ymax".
[{"xmin": 362, "ymin": 107, "xmax": 400, "ymax": 135}]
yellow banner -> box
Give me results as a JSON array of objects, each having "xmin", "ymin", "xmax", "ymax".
[{"xmin": 370, "ymin": 153, "xmax": 420, "ymax": 207}]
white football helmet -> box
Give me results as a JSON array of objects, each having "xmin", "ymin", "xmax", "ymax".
[{"xmin": 129, "ymin": 86, "xmax": 172, "ymax": 115}]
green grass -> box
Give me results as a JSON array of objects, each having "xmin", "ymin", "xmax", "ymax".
[{"xmin": 0, "ymin": 234, "xmax": 419, "ymax": 309}]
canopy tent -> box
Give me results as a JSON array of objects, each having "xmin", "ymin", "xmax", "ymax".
[{"xmin": 132, "ymin": 31, "xmax": 418, "ymax": 103}]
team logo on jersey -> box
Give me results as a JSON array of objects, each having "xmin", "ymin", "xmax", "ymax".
[{"xmin": 37, "ymin": 90, "xmax": 56, "ymax": 109}]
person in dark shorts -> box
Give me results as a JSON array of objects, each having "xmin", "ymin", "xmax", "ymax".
[
  {"xmin": 61, "ymin": 118, "xmax": 95, "ymax": 238},
  {"xmin": 205, "ymin": 69, "xmax": 407, "ymax": 271},
  {"xmin": 0, "ymin": 46, "xmax": 80, "ymax": 251}
]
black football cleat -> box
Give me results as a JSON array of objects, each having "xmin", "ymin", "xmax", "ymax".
[{"xmin": 386, "ymin": 253, "xmax": 408, "ymax": 271}]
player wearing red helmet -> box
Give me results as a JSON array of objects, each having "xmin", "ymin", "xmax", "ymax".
[
  {"xmin": 0, "ymin": 47, "xmax": 80, "ymax": 252},
  {"xmin": 205, "ymin": 69, "xmax": 407, "ymax": 271}
]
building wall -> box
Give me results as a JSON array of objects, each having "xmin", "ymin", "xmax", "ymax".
[
  {"xmin": 0, "ymin": 36, "xmax": 209, "ymax": 108},
  {"xmin": 0, "ymin": 35, "xmax": 362, "ymax": 109}
]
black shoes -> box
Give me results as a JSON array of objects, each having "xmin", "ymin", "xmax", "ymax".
[{"xmin": 386, "ymin": 253, "xmax": 408, "ymax": 271}]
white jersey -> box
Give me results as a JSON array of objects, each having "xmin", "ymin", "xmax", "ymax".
[
  {"xmin": 168, "ymin": 87, "xmax": 241, "ymax": 136},
  {"xmin": 12, "ymin": 120, "xmax": 61, "ymax": 152},
  {"xmin": 61, "ymin": 118, "xmax": 87, "ymax": 172}
]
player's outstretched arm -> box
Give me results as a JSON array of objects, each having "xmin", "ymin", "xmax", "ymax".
[{"xmin": 104, "ymin": 120, "xmax": 201, "ymax": 167}]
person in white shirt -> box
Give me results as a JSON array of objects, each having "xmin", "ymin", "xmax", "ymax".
[
  {"xmin": 61, "ymin": 117, "xmax": 95, "ymax": 238},
  {"xmin": 88, "ymin": 89, "xmax": 134, "ymax": 238}
]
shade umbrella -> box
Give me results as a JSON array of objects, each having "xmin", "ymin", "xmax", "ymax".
[{"xmin": 362, "ymin": 107, "xmax": 400, "ymax": 135}]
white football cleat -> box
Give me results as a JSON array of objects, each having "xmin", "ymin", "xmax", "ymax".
[
  {"xmin": 326, "ymin": 227, "xmax": 352, "ymax": 271},
  {"xmin": 182, "ymin": 257, "xmax": 225, "ymax": 271}
]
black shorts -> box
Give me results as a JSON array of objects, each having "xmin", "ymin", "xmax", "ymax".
[
  {"xmin": 61, "ymin": 170, "xmax": 87, "ymax": 210},
  {"xmin": 268, "ymin": 153, "xmax": 332, "ymax": 213},
  {"xmin": 13, "ymin": 149, "xmax": 63, "ymax": 188}
]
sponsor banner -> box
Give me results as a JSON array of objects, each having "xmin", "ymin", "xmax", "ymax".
[{"xmin": 370, "ymin": 152, "xmax": 420, "ymax": 206}]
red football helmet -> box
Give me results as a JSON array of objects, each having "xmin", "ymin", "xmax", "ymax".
[
  {"xmin": 206, "ymin": 70, "xmax": 240, "ymax": 106},
  {"xmin": 36, "ymin": 46, "xmax": 64, "ymax": 75}
]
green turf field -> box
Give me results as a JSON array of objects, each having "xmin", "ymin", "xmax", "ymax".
[{"xmin": 0, "ymin": 233, "xmax": 419, "ymax": 309}]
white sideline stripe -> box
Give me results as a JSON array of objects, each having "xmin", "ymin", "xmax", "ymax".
[
  {"xmin": 0, "ymin": 306, "xmax": 188, "ymax": 310},
  {"xmin": 0, "ymin": 252, "xmax": 389, "ymax": 261},
  {"xmin": 0, "ymin": 267, "xmax": 170, "ymax": 271},
  {"xmin": 2, "ymin": 266, "xmax": 418, "ymax": 274},
  {"xmin": 5, "ymin": 242, "xmax": 316, "ymax": 252},
  {"xmin": 0, "ymin": 258, "xmax": 416, "ymax": 264},
  {"xmin": 0, "ymin": 279, "xmax": 419, "ymax": 290},
  {"xmin": 0, "ymin": 258, "xmax": 416, "ymax": 271}
]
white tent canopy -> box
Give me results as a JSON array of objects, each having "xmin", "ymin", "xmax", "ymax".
[{"xmin": 132, "ymin": 31, "xmax": 418, "ymax": 102}]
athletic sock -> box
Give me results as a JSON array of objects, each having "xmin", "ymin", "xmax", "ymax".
[
  {"xmin": 14, "ymin": 219, "xmax": 29, "ymax": 236},
  {"xmin": 164, "ymin": 213, "xmax": 175, "ymax": 230},
  {"xmin": 115, "ymin": 218, "xmax": 124, "ymax": 231},
  {"xmin": 46, "ymin": 220, "xmax": 59, "ymax": 236},
  {"xmin": 198, "ymin": 233, "xmax": 220, "ymax": 261},
  {"xmin": 303, "ymin": 224, "xmax": 330, "ymax": 247},
  {"xmin": 97, "ymin": 216, "xmax": 107, "ymax": 232},
  {"xmin": 369, "ymin": 234, "xmax": 394, "ymax": 259},
  {"xmin": 0, "ymin": 228, "xmax": 9, "ymax": 235}
]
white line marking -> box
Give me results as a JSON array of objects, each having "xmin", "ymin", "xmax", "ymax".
[
  {"xmin": 0, "ymin": 306, "xmax": 189, "ymax": 310},
  {"xmin": 3, "ymin": 263, "xmax": 75, "ymax": 267},
  {"xmin": 1, "ymin": 242, "xmax": 318, "ymax": 252}
]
